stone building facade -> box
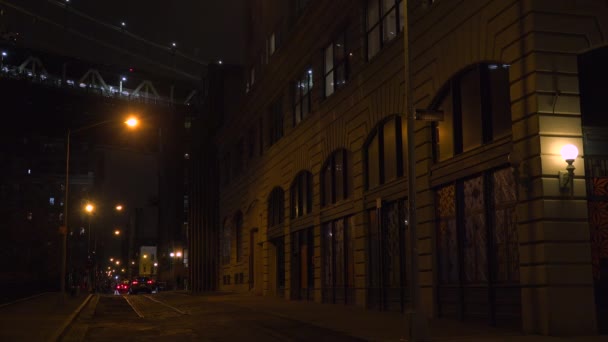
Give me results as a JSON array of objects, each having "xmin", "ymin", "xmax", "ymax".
[{"xmin": 206, "ymin": 0, "xmax": 608, "ymax": 336}]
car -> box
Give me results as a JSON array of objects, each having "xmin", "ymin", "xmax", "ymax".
[
  {"xmin": 115, "ymin": 280, "xmax": 130, "ymax": 294},
  {"xmin": 128, "ymin": 277, "xmax": 156, "ymax": 294}
]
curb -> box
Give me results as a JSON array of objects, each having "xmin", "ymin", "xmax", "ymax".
[{"xmin": 49, "ymin": 294, "xmax": 94, "ymax": 342}]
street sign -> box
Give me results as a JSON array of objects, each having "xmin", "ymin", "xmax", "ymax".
[{"xmin": 415, "ymin": 109, "xmax": 444, "ymax": 121}]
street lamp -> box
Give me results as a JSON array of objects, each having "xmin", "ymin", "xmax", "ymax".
[
  {"xmin": 1, "ymin": 51, "xmax": 6, "ymax": 69},
  {"xmin": 114, "ymin": 229, "xmax": 121, "ymax": 236},
  {"xmin": 115, "ymin": 204, "xmax": 123, "ymax": 211},
  {"xmin": 119, "ymin": 76, "xmax": 127, "ymax": 94},
  {"xmin": 403, "ymin": 0, "xmax": 429, "ymax": 340},
  {"xmin": 60, "ymin": 116, "xmax": 140, "ymax": 297}
]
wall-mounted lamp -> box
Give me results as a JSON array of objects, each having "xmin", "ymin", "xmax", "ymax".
[{"xmin": 558, "ymin": 144, "xmax": 578, "ymax": 196}]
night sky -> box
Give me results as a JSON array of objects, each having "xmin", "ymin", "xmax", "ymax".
[
  {"xmin": 1, "ymin": 0, "xmax": 246, "ymax": 78},
  {"xmin": 0, "ymin": 0, "xmax": 241, "ymax": 285}
]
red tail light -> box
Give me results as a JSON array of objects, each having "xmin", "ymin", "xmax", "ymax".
[
  {"xmin": 132, "ymin": 281, "xmax": 138, "ymax": 285},
  {"xmin": 146, "ymin": 280, "xmax": 152, "ymax": 284}
]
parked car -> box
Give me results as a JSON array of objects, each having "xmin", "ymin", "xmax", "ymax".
[{"xmin": 128, "ymin": 277, "xmax": 156, "ymax": 294}]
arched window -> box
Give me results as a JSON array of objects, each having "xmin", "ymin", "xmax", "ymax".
[
  {"xmin": 364, "ymin": 116, "xmax": 406, "ymax": 190},
  {"xmin": 322, "ymin": 149, "xmax": 353, "ymax": 207},
  {"xmin": 290, "ymin": 171, "xmax": 313, "ymax": 218},
  {"xmin": 235, "ymin": 212, "xmax": 243, "ymax": 262},
  {"xmin": 268, "ymin": 187, "xmax": 285, "ymax": 227},
  {"xmin": 433, "ymin": 63, "xmax": 512, "ymax": 162}
]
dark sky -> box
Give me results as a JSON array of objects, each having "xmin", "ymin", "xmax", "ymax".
[
  {"xmin": 70, "ymin": 0, "xmax": 246, "ymax": 63},
  {"xmin": 1, "ymin": 0, "xmax": 246, "ymax": 79}
]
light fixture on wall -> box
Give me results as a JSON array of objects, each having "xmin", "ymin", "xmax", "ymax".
[{"xmin": 558, "ymin": 144, "xmax": 579, "ymax": 196}]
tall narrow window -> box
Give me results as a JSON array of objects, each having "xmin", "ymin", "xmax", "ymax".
[
  {"xmin": 322, "ymin": 150, "xmax": 352, "ymax": 207},
  {"xmin": 365, "ymin": 116, "xmax": 405, "ymax": 190},
  {"xmin": 367, "ymin": 0, "xmax": 403, "ymax": 60},
  {"xmin": 268, "ymin": 187, "xmax": 285, "ymax": 228},
  {"xmin": 291, "ymin": 171, "xmax": 313, "ymax": 218},
  {"xmin": 325, "ymin": 32, "xmax": 348, "ymax": 97},
  {"xmin": 294, "ymin": 68, "xmax": 313, "ymax": 125}
]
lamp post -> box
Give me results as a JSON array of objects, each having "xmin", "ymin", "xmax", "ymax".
[
  {"xmin": 60, "ymin": 116, "xmax": 140, "ymax": 298},
  {"xmin": 403, "ymin": 0, "xmax": 429, "ymax": 340},
  {"xmin": 119, "ymin": 76, "xmax": 126, "ymax": 94},
  {"xmin": 1, "ymin": 51, "xmax": 6, "ymax": 69}
]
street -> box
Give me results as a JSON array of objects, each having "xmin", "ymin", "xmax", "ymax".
[{"xmin": 61, "ymin": 292, "xmax": 364, "ymax": 341}]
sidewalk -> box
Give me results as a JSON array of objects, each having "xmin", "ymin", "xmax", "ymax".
[
  {"xmin": 0, "ymin": 292, "xmax": 91, "ymax": 342},
  {"xmin": 191, "ymin": 292, "xmax": 605, "ymax": 342}
]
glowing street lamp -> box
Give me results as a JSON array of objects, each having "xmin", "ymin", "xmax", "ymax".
[
  {"xmin": 60, "ymin": 116, "xmax": 141, "ymax": 297},
  {"xmin": 85, "ymin": 204, "xmax": 94, "ymax": 213},
  {"xmin": 125, "ymin": 117, "xmax": 139, "ymax": 128},
  {"xmin": 114, "ymin": 229, "xmax": 121, "ymax": 236},
  {"xmin": 115, "ymin": 204, "xmax": 123, "ymax": 211}
]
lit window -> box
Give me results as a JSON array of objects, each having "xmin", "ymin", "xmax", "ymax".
[
  {"xmin": 27, "ymin": 169, "xmax": 31, "ymax": 175},
  {"xmin": 324, "ymin": 32, "xmax": 348, "ymax": 97},
  {"xmin": 294, "ymin": 68, "xmax": 313, "ymax": 126},
  {"xmin": 49, "ymin": 197, "xmax": 55, "ymax": 205}
]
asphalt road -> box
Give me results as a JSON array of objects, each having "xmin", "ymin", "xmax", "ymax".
[{"xmin": 61, "ymin": 292, "xmax": 365, "ymax": 341}]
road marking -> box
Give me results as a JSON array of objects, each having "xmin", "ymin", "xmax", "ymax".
[
  {"xmin": 143, "ymin": 295, "xmax": 188, "ymax": 315},
  {"xmin": 123, "ymin": 296, "xmax": 145, "ymax": 318}
]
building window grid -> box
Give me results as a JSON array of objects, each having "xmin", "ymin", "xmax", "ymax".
[
  {"xmin": 322, "ymin": 150, "xmax": 351, "ymax": 207},
  {"xmin": 364, "ymin": 117, "xmax": 405, "ymax": 190},
  {"xmin": 433, "ymin": 64, "xmax": 511, "ymax": 162},
  {"xmin": 291, "ymin": 171, "xmax": 313, "ymax": 219},
  {"xmin": 324, "ymin": 32, "xmax": 348, "ymax": 98},
  {"xmin": 294, "ymin": 68, "xmax": 314, "ymax": 126},
  {"xmin": 268, "ymin": 188, "xmax": 285, "ymax": 228},
  {"xmin": 366, "ymin": 0, "xmax": 404, "ymax": 60}
]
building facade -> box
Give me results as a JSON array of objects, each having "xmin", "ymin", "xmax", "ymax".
[{"xmin": 202, "ymin": 0, "xmax": 608, "ymax": 336}]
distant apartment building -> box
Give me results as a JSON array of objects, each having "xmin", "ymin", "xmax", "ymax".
[
  {"xmin": 188, "ymin": 0, "xmax": 608, "ymax": 336},
  {"xmin": 138, "ymin": 246, "xmax": 157, "ymax": 276}
]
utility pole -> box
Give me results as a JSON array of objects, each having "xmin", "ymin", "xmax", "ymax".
[{"xmin": 403, "ymin": 0, "xmax": 430, "ymax": 340}]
